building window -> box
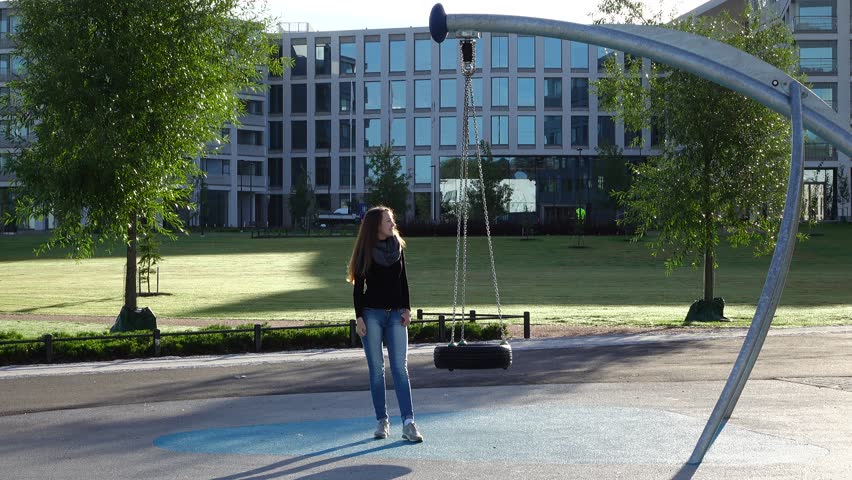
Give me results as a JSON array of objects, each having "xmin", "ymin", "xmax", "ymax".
[
  {"xmin": 268, "ymin": 158, "xmax": 283, "ymax": 188},
  {"xmin": 415, "ymin": 117, "xmax": 431, "ymax": 147},
  {"xmin": 440, "ymin": 117, "xmax": 456, "ymax": 146},
  {"xmin": 390, "ymin": 39, "xmax": 406, "ymax": 73},
  {"xmin": 517, "ymin": 36, "xmax": 535, "ymax": 69},
  {"xmin": 290, "ymin": 39, "xmax": 307, "ymax": 76},
  {"xmin": 339, "ymin": 156, "xmax": 355, "ymax": 187},
  {"xmin": 544, "ymin": 116, "xmax": 562, "ymax": 146},
  {"xmin": 651, "ymin": 117, "xmax": 665, "ymax": 147},
  {"xmin": 811, "ymin": 82, "xmax": 837, "ymax": 111},
  {"xmin": 315, "ymin": 120, "xmax": 331, "ymax": 149},
  {"xmin": 571, "ymin": 78, "xmax": 589, "ymax": 109},
  {"xmin": 798, "ymin": 40, "xmax": 836, "ymax": 74},
  {"xmin": 544, "ymin": 38, "xmax": 561, "ymax": 69},
  {"xmin": 571, "ymin": 41, "xmax": 589, "ymax": 70},
  {"xmin": 315, "ymin": 157, "xmax": 331, "ymax": 187},
  {"xmin": 492, "ymin": 77, "xmax": 509, "ymax": 107},
  {"xmin": 364, "ymin": 40, "xmax": 381, "ymax": 73},
  {"xmin": 492, "ymin": 116, "xmax": 509, "ymax": 146},
  {"xmin": 544, "ymin": 78, "xmax": 562, "ymax": 108},
  {"xmin": 237, "ymin": 129, "xmax": 263, "ymax": 145},
  {"xmin": 315, "ymin": 40, "xmax": 331, "ymax": 75},
  {"xmin": 340, "ymin": 81, "xmax": 355, "ymax": 112},
  {"xmin": 315, "ymin": 83, "xmax": 331, "ymax": 113},
  {"xmin": 795, "ymin": 1, "xmax": 836, "ymax": 32},
  {"xmin": 597, "ymin": 46, "xmax": 616, "ymax": 71},
  {"xmin": 364, "ymin": 81, "xmax": 381, "ymax": 110},
  {"xmin": 391, "ymin": 80, "xmax": 406, "ymax": 110},
  {"xmin": 518, "ymin": 78, "xmax": 535, "ymax": 107},
  {"xmin": 268, "ymin": 121, "xmax": 283, "ymax": 150},
  {"xmin": 518, "ymin": 116, "xmax": 535, "ymax": 146},
  {"xmin": 269, "ymin": 85, "xmax": 283, "ymax": 114},
  {"xmin": 340, "ymin": 119, "xmax": 355, "ymax": 150},
  {"xmin": 415, "ymin": 38, "xmax": 432, "ymax": 71},
  {"xmin": 244, "ymin": 99, "xmax": 263, "ymax": 115},
  {"xmin": 571, "ymin": 116, "xmax": 589, "ymax": 147},
  {"xmin": 364, "ymin": 119, "xmax": 381, "ymax": 147},
  {"xmin": 624, "ymin": 128, "xmax": 641, "ymax": 148},
  {"xmin": 472, "ymin": 78, "xmax": 483, "ymax": 107},
  {"xmin": 440, "ymin": 40, "xmax": 457, "ymax": 71},
  {"xmin": 391, "ymin": 118, "xmax": 406, "ymax": 147},
  {"xmin": 597, "ymin": 116, "xmax": 615, "ymax": 147},
  {"xmin": 415, "ymin": 79, "xmax": 432, "ymax": 109},
  {"xmin": 340, "ymin": 40, "xmax": 356, "ymax": 74},
  {"xmin": 291, "ymin": 158, "xmax": 307, "ymax": 186},
  {"xmin": 203, "ymin": 158, "xmax": 230, "ymax": 175},
  {"xmin": 492, "ymin": 36, "xmax": 508, "ymax": 68},
  {"xmin": 415, "ymin": 155, "xmax": 432, "ymax": 184},
  {"xmin": 440, "ymin": 79, "xmax": 456, "ymax": 108},
  {"xmin": 291, "ymin": 121, "xmax": 307, "ymax": 150},
  {"xmin": 291, "ymin": 84, "xmax": 307, "ymax": 114}
]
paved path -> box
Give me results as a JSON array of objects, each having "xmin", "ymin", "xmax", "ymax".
[{"xmin": 1, "ymin": 326, "xmax": 851, "ymax": 479}]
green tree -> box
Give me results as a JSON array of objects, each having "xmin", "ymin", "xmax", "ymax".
[
  {"xmin": 594, "ymin": 1, "xmax": 799, "ymax": 320},
  {"xmin": 365, "ymin": 144, "xmax": 410, "ymax": 217},
  {"xmin": 289, "ymin": 172, "xmax": 316, "ymax": 231},
  {"xmin": 440, "ymin": 141, "xmax": 513, "ymax": 224},
  {"xmin": 4, "ymin": 0, "xmax": 285, "ymax": 316},
  {"xmin": 137, "ymin": 229, "xmax": 162, "ymax": 295}
]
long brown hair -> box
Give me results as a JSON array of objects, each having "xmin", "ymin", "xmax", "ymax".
[{"xmin": 346, "ymin": 206, "xmax": 406, "ymax": 283}]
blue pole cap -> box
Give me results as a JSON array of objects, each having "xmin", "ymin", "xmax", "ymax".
[{"xmin": 430, "ymin": 3, "xmax": 448, "ymax": 43}]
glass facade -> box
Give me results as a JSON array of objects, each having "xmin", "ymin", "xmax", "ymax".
[
  {"xmin": 391, "ymin": 118, "xmax": 406, "ymax": 147},
  {"xmin": 415, "ymin": 39, "xmax": 432, "ymax": 71},
  {"xmin": 543, "ymin": 38, "xmax": 561, "ymax": 69},
  {"xmin": 415, "ymin": 79, "xmax": 431, "ymax": 109},
  {"xmin": 517, "ymin": 36, "xmax": 535, "ymax": 69},
  {"xmin": 391, "ymin": 80, "xmax": 406, "ymax": 110},
  {"xmin": 492, "ymin": 36, "xmax": 508, "ymax": 68},
  {"xmin": 364, "ymin": 40, "xmax": 381, "ymax": 73},
  {"xmin": 492, "ymin": 77, "xmax": 509, "ymax": 107},
  {"xmin": 518, "ymin": 78, "xmax": 535, "ymax": 107},
  {"xmin": 9, "ymin": 14, "xmax": 840, "ymax": 231},
  {"xmin": 390, "ymin": 39, "xmax": 406, "ymax": 72},
  {"xmin": 440, "ymin": 78, "xmax": 456, "ymax": 108}
]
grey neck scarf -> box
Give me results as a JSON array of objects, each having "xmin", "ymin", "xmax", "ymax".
[{"xmin": 372, "ymin": 236, "xmax": 401, "ymax": 267}]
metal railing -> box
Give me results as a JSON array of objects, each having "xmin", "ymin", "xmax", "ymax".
[
  {"xmin": 0, "ymin": 312, "xmax": 532, "ymax": 364},
  {"xmin": 793, "ymin": 16, "xmax": 837, "ymax": 32}
]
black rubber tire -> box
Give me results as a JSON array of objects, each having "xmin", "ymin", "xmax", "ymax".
[{"xmin": 433, "ymin": 343, "xmax": 512, "ymax": 370}]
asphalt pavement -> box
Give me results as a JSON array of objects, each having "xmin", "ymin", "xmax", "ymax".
[{"xmin": 1, "ymin": 326, "xmax": 850, "ymax": 479}]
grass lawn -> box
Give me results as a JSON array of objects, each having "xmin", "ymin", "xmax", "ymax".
[{"xmin": 1, "ymin": 224, "xmax": 850, "ymax": 337}]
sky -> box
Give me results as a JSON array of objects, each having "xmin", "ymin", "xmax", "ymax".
[{"xmin": 264, "ymin": 0, "xmax": 714, "ymax": 32}]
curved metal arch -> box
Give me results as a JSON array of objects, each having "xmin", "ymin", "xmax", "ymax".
[{"xmin": 429, "ymin": 3, "xmax": 848, "ymax": 465}]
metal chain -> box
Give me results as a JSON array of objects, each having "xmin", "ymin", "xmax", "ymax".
[{"xmin": 449, "ymin": 36, "xmax": 506, "ymax": 344}]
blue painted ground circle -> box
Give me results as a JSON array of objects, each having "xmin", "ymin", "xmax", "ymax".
[{"xmin": 154, "ymin": 405, "xmax": 825, "ymax": 465}]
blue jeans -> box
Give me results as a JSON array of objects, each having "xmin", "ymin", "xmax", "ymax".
[{"xmin": 361, "ymin": 308, "xmax": 414, "ymax": 422}]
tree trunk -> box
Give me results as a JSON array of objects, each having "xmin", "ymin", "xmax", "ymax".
[
  {"xmin": 125, "ymin": 214, "xmax": 138, "ymax": 310},
  {"xmin": 703, "ymin": 247, "xmax": 714, "ymax": 303}
]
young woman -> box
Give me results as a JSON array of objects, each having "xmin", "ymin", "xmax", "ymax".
[{"xmin": 346, "ymin": 206, "xmax": 423, "ymax": 443}]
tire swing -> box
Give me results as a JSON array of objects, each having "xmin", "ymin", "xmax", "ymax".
[{"xmin": 433, "ymin": 35, "xmax": 511, "ymax": 371}]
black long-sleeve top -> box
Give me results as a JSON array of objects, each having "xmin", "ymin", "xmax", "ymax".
[{"xmin": 353, "ymin": 251, "xmax": 410, "ymax": 319}]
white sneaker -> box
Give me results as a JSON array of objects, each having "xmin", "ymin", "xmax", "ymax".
[
  {"xmin": 374, "ymin": 418, "xmax": 389, "ymax": 439},
  {"xmin": 402, "ymin": 422, "xmax": 423, "ymax": 442}
]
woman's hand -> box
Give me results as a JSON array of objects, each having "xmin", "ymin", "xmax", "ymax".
[
  {"xmin": 401, "ymin": 309, "xmax": 411, "ymax": 327},
  {"xmin": 356, "ymin": 317, "xmax": 366, "ymax": 337}
]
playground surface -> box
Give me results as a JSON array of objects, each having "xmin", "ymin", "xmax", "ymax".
[{"xmin": 1, "ymin": 326, "xmax": 851, "ymax": 479}]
